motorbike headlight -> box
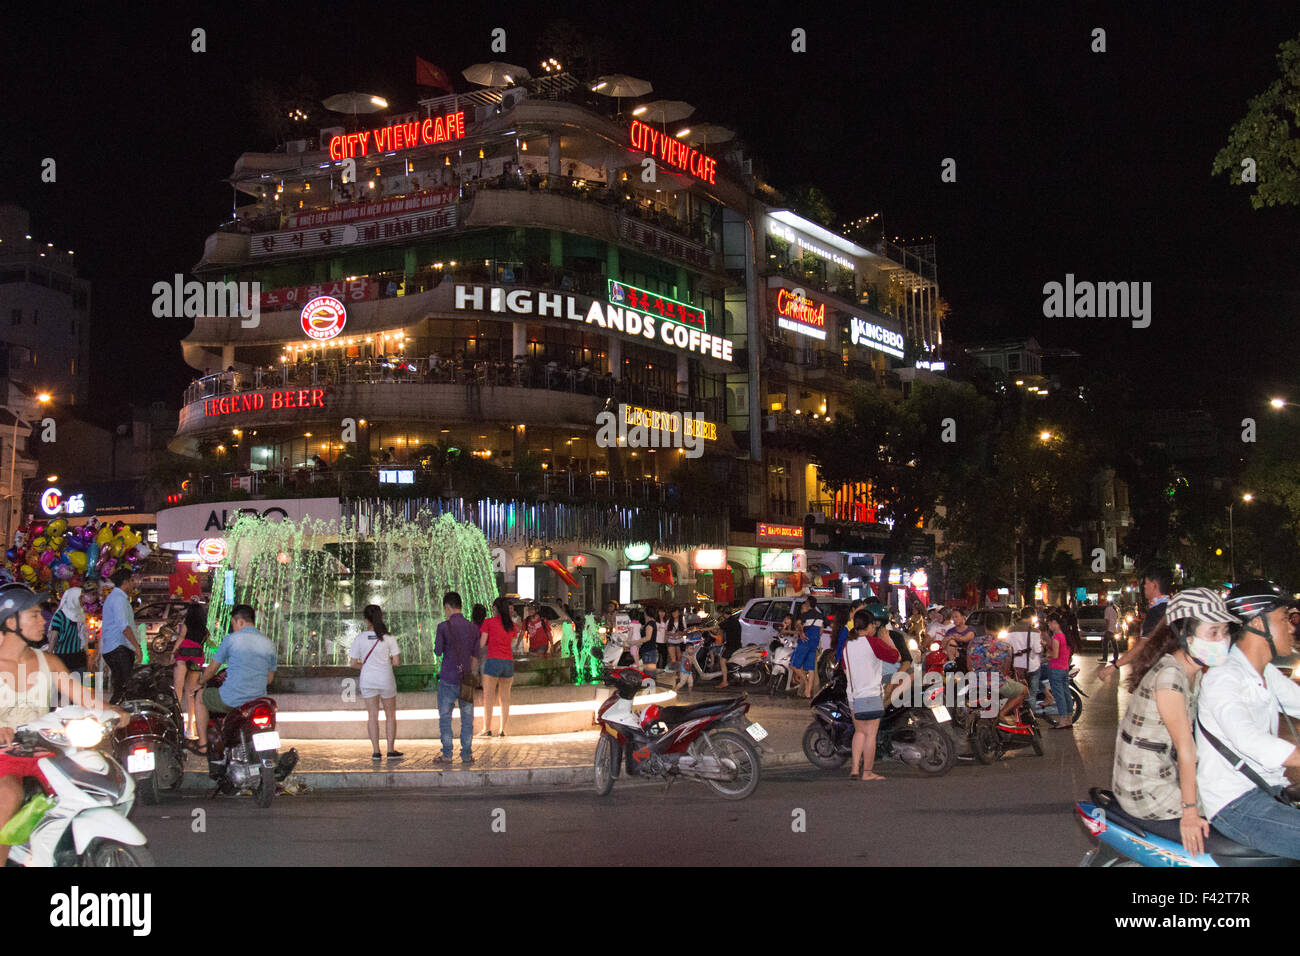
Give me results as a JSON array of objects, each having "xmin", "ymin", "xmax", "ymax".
[{"xmin": 64, "ymin": 716, "xmax": 107, "ymax": 749}]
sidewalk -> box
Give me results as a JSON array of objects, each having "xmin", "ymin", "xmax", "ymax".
[{"xmin": 178, "ymin": 691, "xmax": 816, "ymax": 792}]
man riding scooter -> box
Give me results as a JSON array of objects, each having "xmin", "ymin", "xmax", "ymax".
[
  {"xmin": 191, "ymin": 604, "xmax": 277, "ymax": 756},
  {"xmin": 1197, "ymin": 581, "xmax": 1300, "ymax": 860}
]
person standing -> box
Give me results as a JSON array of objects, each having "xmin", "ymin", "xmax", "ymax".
[
  {"xmin": 665, "ymin": 606, "xmax": 686, "ymax": 668},
  {"xmin": 1100, "ymin": 596, "xmax": 1121, "ymax": 666},
  {"xmin": 1108, "ymin": 566, "xmax": 1173, "ymax": 674},
  {"xmin": 653, "ymin": 607, "xmax": 669, "ymax": 669},
  {"xmin": 348, "ymin": 604, "xmax": 403, "ymax": 761},
  {"xmin": 524, "ymin": 603, "xmax": 549, "ymax": 656},
  {"xmin": 433, "ymin": 592, "xmax": 480, "ymax": 764},
  {"xmin": 100, "ymin": 568, "xmax": 142, "ymax": 705},
  {"xmin": 171, "ymin": 603, "xmax": 208, "ymax": 738},
  {"xmin": 843, "ymin": 609, "xmax": 886, "ymax": 782},
  {"xmin": 478, "ymin": 596, "xmax": 517, "ymax": 737},
  {"xmin": 1006, "ymin": 607, "xmax": 1044, "ymax": 713},
  {"xmin": 1045, "ymin": 613, "xmax": 1074, "ymax": 728},
  {"xmin": 47, "ymin": 587, "xmax": 88, "ymax": 675},
  {"xmin": 791, "ymin": 596, "xmax": 823, "ymax": 698}
]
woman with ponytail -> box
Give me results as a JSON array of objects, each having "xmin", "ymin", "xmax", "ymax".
[{"xmin": 348, "ymin": 604, "xmax": 403, "ymax": 760}]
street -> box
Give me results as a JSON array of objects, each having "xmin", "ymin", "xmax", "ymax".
[{"xmin": 134, "ymin": 657, "xmax": 1124, "ymax": 866}]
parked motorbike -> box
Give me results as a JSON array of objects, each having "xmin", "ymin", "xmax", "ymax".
[
  {"xmin": 1034, "ymin": 665, "xmax": 1085, "ymax": 723},
  {"xmin": 802, "ymin": 671, "xmax": 956, "ymax": 775},
  {"xmin": 594, "ymin": 666, "xmax": 764, "ymax": 800},
  {"xmin": 767, "ymin": 635, "xmax": 797, "ymax": 694},
  {"xmin": 681, "ymin": 631, "xmax": 771, "ymax": 687},
  {"xmin": 0, "ymin": 706, "xmax": 153, "ymax": 866},
  {"xmin": 114, "ymin": 663, "xmax": 186, "ymax": 805},
  {"xmin": 203, "ymin": 672, "xmax": 298, "ymax": 807},
  {"xmin": 1076, "ymin": 787, "xmax": 1299, "ymax": 867}
]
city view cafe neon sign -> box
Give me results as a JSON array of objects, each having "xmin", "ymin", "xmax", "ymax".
[
  {"xmin": 454, "ymin": 285, "xmax": 733, "ymax": 362},
  {"xmin": 328, "ymin": 112, "xmax": 467, "ymax": 160},
  {"xmin": 629, "ymin": 120, "xmax": 718, "ymax": 185}
]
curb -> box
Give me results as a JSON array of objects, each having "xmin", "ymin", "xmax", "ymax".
[{"xmin": 177, "ymin": 750, "xmax": 810, "ymax": 793}]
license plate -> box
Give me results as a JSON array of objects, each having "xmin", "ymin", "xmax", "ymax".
[
  {"xmin": 126, "ymin": 751, "xmax": 155, "ymax": 773},
  {"xmin": 745, "ymin": 722, "xmax": 768, "ymax": 741},
  {"xmin": 252, "ymin": 731, "xmax": 280, "ymax": 751},
  {"xmin": 930, "ymin": 705, "xmax": 951, "ymax": 723}
]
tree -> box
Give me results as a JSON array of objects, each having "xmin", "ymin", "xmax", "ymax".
[
  {"xmin": 249, "ymin": 75, "xmax": 322, "ymax": 148},
  {"xmin": 785, "ymin": 184, "xmax": 836, "ymax": 227},
  {"xmin": 809, "ymin": 381, "xmax": 991, "ymax": 604},
  {"xmin": 1211, "ymin": 33, "xmax": 1300, "ymax": 208}
]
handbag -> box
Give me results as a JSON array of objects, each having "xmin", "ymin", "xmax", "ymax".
[{"xmin": 458, "ymin": 657, "xmax": 479, "ymax": 703}]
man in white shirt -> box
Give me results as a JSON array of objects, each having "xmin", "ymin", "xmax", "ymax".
[
  {"xmin": 1005, "ymin": 607, "xmax": 1044, "ymax": 713},
  {"xmin": 1100, "ymin": 597, "xmax": 1121, "ymax": 666},
  {"xmin": 1197, "ymin": 580, "xmax": 1300, "ymax": 859}
]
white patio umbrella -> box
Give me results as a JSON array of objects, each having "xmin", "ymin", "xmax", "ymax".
[
  {"xmin": 591, "ymin": 74, "xmax": 652, "ymax": 116},
  {"xmin": 462, "ymin": 61, "xmax": 531, "ymax": 88},
  {"xmin": 681, "ymin": 124, "xmax": 736, "ymax": 148},
  {"xmin": 322, "ymin": 92, "xmax": 390, "ymax": 129},
  {"xmin": 631, "ymin": 99, "xmax": 694, "ymax": 126}
]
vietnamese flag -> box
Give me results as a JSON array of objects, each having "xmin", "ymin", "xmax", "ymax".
[
  {"xmin": 169, "ymin": 569, "xmax": 200, "ymax": 600},
  {"xmin": 649, "ymin": 562, "xmax": 675, "ymax": 586},
  {"xmin": 416, "ymin": 57, "xmax": 453, "ymax": 93},
  {"xmin": 712, "ymin": 568, "xmax": 734, "ymax": 604}
]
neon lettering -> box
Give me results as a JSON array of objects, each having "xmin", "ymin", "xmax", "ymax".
[
  {"xmin": 629, "ymin": 120, "xmax": 716, "ymax": 184},
  {"xmin": 776, "ymin": 288, "xmax": 827, "ymax": 328}
]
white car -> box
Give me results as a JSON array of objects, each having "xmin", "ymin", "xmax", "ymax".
[{"xmin": 736, "ymin": 596, "xmax": 859, "ymax": 648}]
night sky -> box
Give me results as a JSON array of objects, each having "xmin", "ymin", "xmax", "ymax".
[{"xmin": 2, "ymin": 2, "xmax": 1297, "ymax": 423}]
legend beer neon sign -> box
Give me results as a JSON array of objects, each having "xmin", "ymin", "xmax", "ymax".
[
  {"xmin": 629, "ymin": 121, "xmax": 717, "ymax": 185},
  {"xmin": 203, "ymin": 389, "xmax": 326, "ymax": 417},
  {"xmin": 329, "ymin": 112, "xmax": 467, "ymax": 160}
]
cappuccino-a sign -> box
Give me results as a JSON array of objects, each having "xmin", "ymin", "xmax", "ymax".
[{"xmin": 454, "ymin": 285, "xmax": 733, "ymax": 362}]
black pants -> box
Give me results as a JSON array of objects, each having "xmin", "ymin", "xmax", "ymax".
[
  {"xmin": 1100, "ymin": 632, "xmax": 1120, "ymax": 664},
  {"xmin": 103, "ymin": 646, "xmax": 135, "ymax": 704}
]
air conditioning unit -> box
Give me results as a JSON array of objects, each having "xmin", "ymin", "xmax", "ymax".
[
  {"xmin": 499, "ymin": 88, "xmax": 527, "ymax": 112},
  {"xmin": 286, "ymin": 139, "xmax": 308, "ymax": 154}
]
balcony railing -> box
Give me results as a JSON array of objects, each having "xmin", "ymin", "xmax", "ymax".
[
  {"xmin": 185, "ymin": 359, "xmax": 721, "ymax": 422},
  {"xmin": 187, "ymin": 467, "xmax": 679, "ymax": 507}
]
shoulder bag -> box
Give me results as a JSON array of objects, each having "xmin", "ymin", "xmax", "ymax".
[{"xmin": 458, "ymin": 628, "xmax": 480, "ymax": 703}]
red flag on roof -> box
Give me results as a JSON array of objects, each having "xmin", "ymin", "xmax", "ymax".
[{"xmin": 416, "ymin": 57, "xmax": 453, "ymax": 93}]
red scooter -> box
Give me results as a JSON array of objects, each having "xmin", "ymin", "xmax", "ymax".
[
  {"xmin": 593, "ymin": 666, "xmax": 765, "ymax": 800},
  {"xmin": 203, "ymin": 672, "xmax": 298, "ymax": 808}
]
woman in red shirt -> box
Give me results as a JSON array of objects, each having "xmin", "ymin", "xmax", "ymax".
[{"xmin": 479, "ymin": 597, "xmax": 518, "ymax": 736}]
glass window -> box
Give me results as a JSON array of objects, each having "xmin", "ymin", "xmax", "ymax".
[{"xmin": 743, "ymin": 601, "xmax": 770, "ymax": 622}]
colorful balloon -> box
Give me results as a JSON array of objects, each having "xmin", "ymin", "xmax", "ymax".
[
  {"xmin": 18, "ymin": 564, "xmax": 36, "ymax": 583},
  {"xmin": 45, "ymin": 518, "xmax": 67, "ymax": 539},
  {"xmin": 39, "ymin": 550, "xmax": 57, "ymax": 566},
  {"xmin": 67, "ymin": 551, "xmax": 88, "ymax": 572}
]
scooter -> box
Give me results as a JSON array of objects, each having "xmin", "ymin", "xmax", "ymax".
[
  {"xmin": 1034, "ymin": 665, "xmax": 1085, "ymax": 723},
  {"xmin": 947, "ymin": 672, "xmax": 1043, "ymax": 763},
  {"xmin": 802, "ymin": 671, "xmax": 957, "ymax": 775},
  {"xmin": 203, "ymin": 672, "xmax": 298, "ymax": 808},
  {"xmin": 1076, "ymin": 787, "xmax": 1300, "ymax": 867},
  {"xmin": 114, "ymin": 663, "xmax": 186, "ymax": 805},
  {"xmin": 767, "ymin": 635, "xmax": 797, "ymax": 694},
  {"xmin": 594, "ymin": 666, "xmax": 765, "ymax": 800},
  {"xmin": 1, "ymin": 706, "xmax": 153, "ymax": 867},
  {"xmin": 681, "ymin": 631, "xmax": 770, "ymax": 687}
]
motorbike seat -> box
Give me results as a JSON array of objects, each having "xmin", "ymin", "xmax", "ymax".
[
  {"xmin": 656, "ymin": 698, "xmax": 744, "ymax": 726},
  {"xmin": 1202, "ymin": 829, "xmax": 1300, "ymax": 866}
]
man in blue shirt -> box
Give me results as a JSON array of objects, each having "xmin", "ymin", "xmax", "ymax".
[
  {"xmin": 194, "ymin": 604, "xmax": 277, "ymax": 754},
  {"xmin": 434, "ymin": 591, "xmax": 481, "ymax": 764},
  {"xmin": 100, "ymin": 568, "xmax": 142, "ymax": 704}
]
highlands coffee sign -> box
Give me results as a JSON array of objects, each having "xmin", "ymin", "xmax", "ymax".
[{"xmin": 453, "ymin": 285, "xmax": 733, "ymax": 362}]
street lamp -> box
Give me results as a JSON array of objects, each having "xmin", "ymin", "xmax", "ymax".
[{"xmin": 1228, "ymin": 492, "xmax": 1254, "ymax": 583}]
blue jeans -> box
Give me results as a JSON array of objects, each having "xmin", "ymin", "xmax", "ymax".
[
  {"xmin": 437, "ymin": 681, "xmax": 474, "ymax": 761},
  {"xmin": 1028, "ymin": 666, "xmax": 1044, "ymax": 713},
  {"xmin": 1211, "ymin": 788, "xmax": 1300, "ymax": 861},
  {"xmin": 1048, "ymin": 668, "xmax": 1070, "ymax": 718}
]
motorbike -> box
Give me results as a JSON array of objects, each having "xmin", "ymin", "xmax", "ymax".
[
  {"xmin": 203, "ymin": 672, "xmax": 298, "ymax": 808},
  {"xmin": 1076, "ymin": 787, "xmax": 1300, "ymax": 867},
  {"xmin": 594, "ymin": 666, "xmax": 765, "ymax": 800},
  {"xmin": 818, "ymin": 627, "xmax": 914, "ymax": 687},
  {"xmin": 681, "ymin": 630, "xmax": 771, "ymax": 687},
  {"xmin": 0, "ymin": 706, "xmax": 154, "ymax": 866},
  {"xmin": 767, "ymin": 635, "xmax": 798, "ymax": 694},
  {"xmin": 1034, "ymin": 665, "xmax": 1085, "ymax": 723},
  {"xmin": 113, "ymin": 663, "xmax": 186, "ymax": 805},
  {"xmin": 949, "ymin": 673, "xmax": 1043, "ymax": 763},
  {"xmin": 802, "ymin": 670, "xmax": 956, "ymax": 775}
]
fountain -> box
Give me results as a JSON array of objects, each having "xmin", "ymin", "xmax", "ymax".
[{"xmin": 204, "ymin": 509, "xmax": 498, "ymax": 666}]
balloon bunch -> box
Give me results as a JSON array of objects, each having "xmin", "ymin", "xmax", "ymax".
[{"xmin": 1, "ymin": 515, "xmax": 151, "ymax": 606}]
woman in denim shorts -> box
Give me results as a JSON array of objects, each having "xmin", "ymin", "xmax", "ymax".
[{"xmin": 479, "ymin": 596, "xmax": 518, "ymax": 736}]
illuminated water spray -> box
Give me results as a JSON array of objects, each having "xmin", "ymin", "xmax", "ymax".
[{"xmin": 206, "ymin": 510, "xmax": 498, "ymax": 666}]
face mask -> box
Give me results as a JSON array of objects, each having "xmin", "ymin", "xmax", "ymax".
[{"xmin": 1188, "ymin": 637, "xmax": 1230, "ymax": 668}]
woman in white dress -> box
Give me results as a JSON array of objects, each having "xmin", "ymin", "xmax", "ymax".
[{"xmin": 348, "ymin": 604, "xmax": 403, "ymax": 761}]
